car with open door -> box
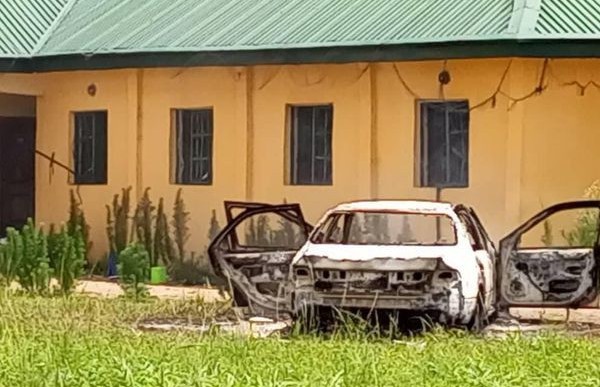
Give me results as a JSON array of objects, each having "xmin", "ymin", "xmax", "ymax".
[
  {"xmin": 209, "ymin": 199, "xmax": 600, "ymax": 329},
  {"xmin": 209, "ymin": 200, "xmax": 495, "ymax": 327},
  {"xmin": 497, "ymin": 200, "xmax": 600, "ymax": 310},
  {"xmin": 208, "ymin": 201, "xmax": 313, "ymax": 316}
]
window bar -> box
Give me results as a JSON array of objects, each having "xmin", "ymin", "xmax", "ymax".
[
  {"xmin": 421, "ymin": 104, "xmax": 429, "ymax": 186},
  {"xmin": 311, "ymin": 107, "xmax": 316, "ymax": 184},
  {"xmin": 444, "ymin": 106, "xmax": 451, "ymax": 185},
  {"xmin": 176, "ymin": 110, "xmax": 184, "ymax": 184},
  {"xmin": 188, "ymin": 111, "xmax": 195, "ymax": 183},
  {"xmin": 76, "ymin": 117, "xmax": 82, "ymax": 178},
  {"xmin": 200, "ymin": 112, "xmax": 209, "ymax": 182},
  {"xmin": 90, "ymin": 114, "xmax": 96, "ymax": 177},
  {"xmin": 194, "ymin": 112, "xmax": 198, "ymax": 182},
  {"xmin": 322, "ymin": 109, "xmax": 328, "ymax": 183},
  {"xmin": 292, "ymin": 108, "xmax": 299, "ymax": 185}
]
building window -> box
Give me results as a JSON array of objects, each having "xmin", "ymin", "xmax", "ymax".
[
  {"xmin": 73, "ymin": 111, "xmax": 107, "ymax": 184},
  {"xmin": 173, "ymin": 109, "xmax": 213, "ymax": 185},
  {"xmin": 289, "ymin": 105, "xmax": 333, "ymax": 185},
  {"xmin": 418, "ymin": 100, "xmax": 469, "ymax": 188}
]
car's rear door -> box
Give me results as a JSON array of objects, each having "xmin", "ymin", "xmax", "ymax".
[
  {"xmin": 208, "ymin": 201, "xmax": 312, "ymax": 316},
  {"xmin": 499, "ymin": 201, "xmax": 600, "ymax": 307}
]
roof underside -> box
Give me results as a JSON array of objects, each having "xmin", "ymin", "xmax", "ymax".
[{"xmin": 2, "ymin": 0, "xmax": 600, "ymax": 72}]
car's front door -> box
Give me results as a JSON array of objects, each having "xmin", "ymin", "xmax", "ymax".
[
  {"xmin": 499, "ymin": 201, "xmax": 600, "ymax": 307},
  {"xmin": 208, "ymin": 201, "xmax": 312, "ymax": 317}
]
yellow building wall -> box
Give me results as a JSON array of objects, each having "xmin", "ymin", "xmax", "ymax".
[
  {"xmin": 2, "ymin": 58, "xmax": 599, "ymax": 262},
  {"xmin": 251, "ymin": 64, "xmax": 375, "ymax": 222},
  {"xmin": 520, "ymin": 59, "xmax": 600, "ymax": 217},
  {"xmin": 375, "ymin": 59, "xmax": 513, "ymax": 239},
  {"xmin": 35, "ymin": 70, "xmax": 135, "ymax": 259},
  {"xmin": 141, "ymin": 67, "xmax": 247, "ymax": 257}
]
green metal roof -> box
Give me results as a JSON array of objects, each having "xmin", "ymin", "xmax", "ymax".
[
  {"xmin": 536, "ymin": 0, "xmax": 600, "ymax": 35},
  {"xmin": 0, "ymin": 0, "xmax": 69, "ymax": 57},
  {"xmin": 2, "ymin": 0, "xmax": 600, "ymax": 72},
  {"xmin": 36, "ymin": 0, "xmax": 514, "ymax": 56}
]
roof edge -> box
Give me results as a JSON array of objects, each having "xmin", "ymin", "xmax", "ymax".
[
  {"xmin": 0, "ymin": 58, "xmax": 32, "ymax": 73},
  {"xmin": 4, "ymin": 39, "xmax": 600, "ymax": 73}
]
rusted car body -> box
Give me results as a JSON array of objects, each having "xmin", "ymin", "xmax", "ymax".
[
  {"xmin": 291, "ymin": 201, "xmax": 494, "ymax": 326},
  {"xmin": 209, "ymin": 200, "xmax": 600, "ymax": 327}
]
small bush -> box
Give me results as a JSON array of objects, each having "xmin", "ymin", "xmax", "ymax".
[
  {"xmin": 47, "ymin": 224, "xmax": 86, "ymax": 294},
  {"xmin": 130, "ymin": 188, "xmax": 176, "ymax": 268},
  {"xmin": 169, "ymin": 253, "xmax": 222, "ymax": 286},
  {"xmin": 154, "ymin": 198, "xmax": 175, "ymax": 268},
  {"xmin": 133, "ymin": 188, "xmax": 156, "ymax": 265},
  {"xmin": 67, "ymin": 190, "xmax": 91, "ymax": 260},
  {"xmin": 16, "ymin": 220, "xmax": 51, "ymax": 294},
  {"xmin": 0, "ymin": 228, "xmax": 23, "ymax": 287},
  {"xmin": 172, "ymin": 188, "xmax": 190, "ymax": 261},
  {"xmin": 106, "ymin": 187, "xmax": 132, "ymax": 256},
  {"xmin": 118, "ymin": 243, "xmax": 150, "ymax": 301},
  {"xmin": 0, "ymin": 218, "xmax": 86, "ymax": 295},
  {"xmin": 562, "ymin": 180, "xmax": 600, "ymax": 247}
]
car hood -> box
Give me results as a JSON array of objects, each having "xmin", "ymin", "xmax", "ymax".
[{"xmin": 293, "ymin": 243, "xmax": 473, "ymax": 273}]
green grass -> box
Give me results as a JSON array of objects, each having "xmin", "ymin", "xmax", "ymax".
[{"xmin": 0, "ymin": 293, "xmax": 598, "ymax": 386}]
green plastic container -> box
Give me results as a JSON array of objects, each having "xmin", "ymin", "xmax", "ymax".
[{"xmin": 150, "ymin": 266, "xmax": 167, "ymax": 285}]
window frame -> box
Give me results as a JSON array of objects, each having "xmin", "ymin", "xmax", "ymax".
[
  {"xmin": 457, "ymin": 211, "xmax": 485, "ymax": 251},
  {"xmin": 516, "ymin": 207, "xmax": 600, "ymax": 250},
  {"xmin": 171, "ymin": 108, "xmax": 214, "ymax": 186},
  {"xmin": 309, "ymin": 210, "xmax": 458, "ymax": 246},
  {"xmin": 287, "ymin": 104, "xmax": 333, "ymax": 186},
  {"xmin": 416, "ymin": 99, "xmax": 470, "ymax": 188},
  {"xmin": 72, "ymin": 110, "xmax": 108, "ymax": 185}
]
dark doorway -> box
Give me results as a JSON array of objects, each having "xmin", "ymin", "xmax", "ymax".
[{"xmin": 0, "ymin": 117, "xmax": 35, "ymax": 236}]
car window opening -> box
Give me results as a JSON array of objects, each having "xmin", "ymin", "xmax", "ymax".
[{"xmin": 310, "ymin": 211, "xmax": 457, "ymax": 246}]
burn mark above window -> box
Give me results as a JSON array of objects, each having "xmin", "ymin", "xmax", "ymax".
[
  {"xmin": 173, "ymin": 109, "xmax": 214, "ymax": 185},
  {"xmin": 418, "ymin": 100, "xmax": 469, "ymax": 188},
  {"xmin": 73, "ymin": 111, "xmax": 107, "ymax": 185},
  {"xmin": 289, "ymin": 105, "xmax": 333, "ymax": 186}
]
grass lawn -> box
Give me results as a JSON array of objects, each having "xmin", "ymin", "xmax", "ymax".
[{"xmin": 0, "ymin": 293, "xmax": 598, "ymax": 387}]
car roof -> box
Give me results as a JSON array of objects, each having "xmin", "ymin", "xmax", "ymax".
[{"xmin": 331, "ymin": 200, "xmax": 455, "ymax": 213}]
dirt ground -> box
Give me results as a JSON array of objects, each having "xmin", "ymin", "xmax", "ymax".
[
  {"xmin": 509, "ymin": 307, "xmax": 600, "ymax": 325},
  {"xmin": 76, "ymin": 279, "xmax": 224, "ymax": 302},
  {"xmin": 76, "ymin": 279, "xmax": 600, "ymax": 323}
]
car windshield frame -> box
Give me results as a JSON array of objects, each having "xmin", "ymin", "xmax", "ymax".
[{"xmin": 309, "ymin": 210, "xmax": 458, "ymax": 246}]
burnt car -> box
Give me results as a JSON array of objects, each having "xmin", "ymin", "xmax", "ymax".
[{"xmin": 209, "ymin": 200, "xmax": 600, "ymax": 329}]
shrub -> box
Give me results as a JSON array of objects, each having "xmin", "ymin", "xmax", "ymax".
[
  {"xmin": 15, "ymin": 219, "xmax": 51, "ymax": 294},
  {"xmin": 562, "ymin": 180, "xmax": 600, "ymax": 247},
  {"xmin": 106, "ymin": 187, "xmax": 132, "ymax": 255},
  {"xmin": 133, "ymin": 188, "xmax": 155, "ymax": 265},
  {"xmin": 154, "ymin": 197, "xmax": 175, "ymax": 268},
  {"xmin": 168, "ymin": 193, "xmax": 220, "ymax": 285},
  {"xmin": 132, "ymin": 188, "xmax": 177, "ymax": 268},
  {"xmin": 0, "ymin": 228, "xmax": 23, "ymax": 287},
  {"xmin": 67, "ymin": 190, "xmax": 91, "ymax": 259},
  {"xmin": 107, "ymin": 187, "xmax": 219, "ymax": 285},
  {"xmin": 118, "ymin": 243, "xmax": 150, "ymax": 301},
  {"xmin": 48, "ymin": 224, "xmax": 86, "ymax": 294},
  {"xmin": 0, "ymin": 220, "xmax": 85, "ymax": 295},
  {"xmin": 168, "ymin": 253, "xmax": 216, "ymax": 286},
  {"xmin": 172, "ymin": 189, "xmax": 190, "ymax": 261},
  {"xmin": 207, "ymin": 209, "xmax": 221, "ymax": 243}
]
